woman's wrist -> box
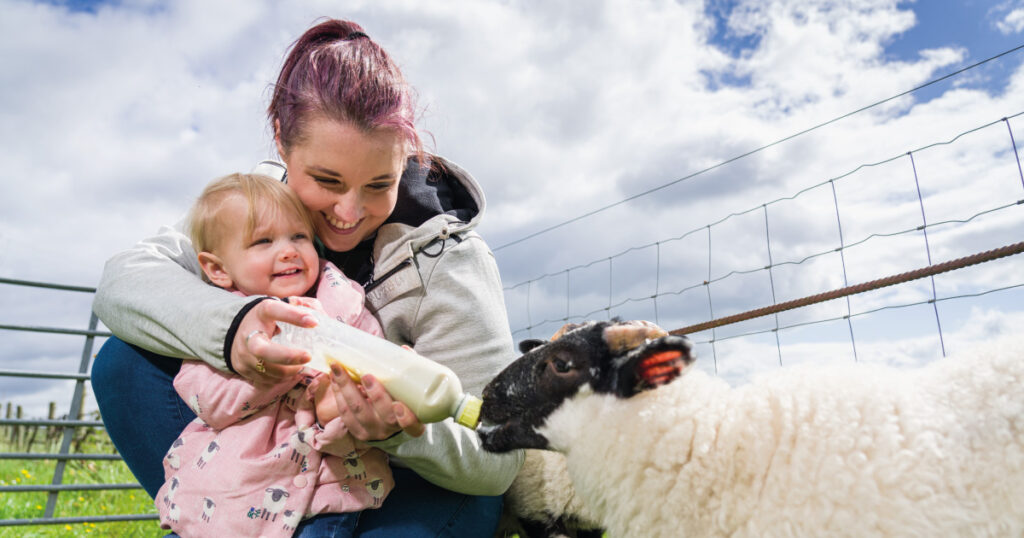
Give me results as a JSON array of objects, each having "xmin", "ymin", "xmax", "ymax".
[{"xmin": 224, "ymin": 296, "xmax": 273, "ymax": 373}]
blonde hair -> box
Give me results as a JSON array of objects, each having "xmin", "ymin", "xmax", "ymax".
[{"xmin": 188, "ymin": 172, "xmax": 316, "ymax": 255}]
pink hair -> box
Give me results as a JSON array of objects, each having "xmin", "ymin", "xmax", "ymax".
[{"xmin": 269, "ymin": 18, "xmax": 422, "ymax": 160}]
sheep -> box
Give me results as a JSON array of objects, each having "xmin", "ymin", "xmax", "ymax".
[
  {"xmin": 166, "ymin": 502, "xmax": 180, "ymax": 523},
  {"xmin": 262, "ymin": 486, "xmax": 290, "ymax": 521},
  {"xmin": 366, "ymin": 478, "xmax": 387, "ymax": 507},
  {"xmin": 343, "ymin": 454, "xmax": 367, "ymax": 480},
  {"xmin": 200, "ymin": 497, "xmax": 215, "ymax": 522},
  {"xmin": 188, "ymin": 394, "xmax": 202, "ymax": 416},
  {"xmin": 162, "ymin": 476, "xmax": 180, "ymax": 507},
  {"xmin": 478, "ymin": 319, "xmax": 1024, "ymax": 537},
  {"xmin": 195, "ymin": 440, "xmax": 220, "ymax": 469},
  {"xmin": 497, "ymin": 449, "xmax": 604, "ymax": 538},
  {"xmin": 164, "ymin": 438, "xmax": 184, "ymax": 470},
  {"xmin": 282, "ymin": 508, "xmax": 303, "ymax": 531},
  {"xmin": 496, "ymin": 328, "xmax": 607, "ymax": 538}
]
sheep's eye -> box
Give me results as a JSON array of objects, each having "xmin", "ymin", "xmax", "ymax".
[{"xmin": 549, "ymin": 358, "xmax": 573, "ymax": 374}]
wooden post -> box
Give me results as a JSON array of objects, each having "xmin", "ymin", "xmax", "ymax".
[
  {"xmin": 78, "ymin": 387, "xmax": 87, "ymax": 421},
  {"xmin": 14, "ymin": 405, "xmax": 23, "ymax": 449},
  {"xmin": 48, "ymin": 402, "xmax": 58, "ymax": 449},
  {"xmin": 25, "ymin": 414, "xmax": 39, "ymax": 453}
]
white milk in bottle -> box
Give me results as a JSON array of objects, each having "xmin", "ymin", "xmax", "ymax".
[{"xmin": 272, "ymin": 308, "xmax": 482, "ymax": 428}]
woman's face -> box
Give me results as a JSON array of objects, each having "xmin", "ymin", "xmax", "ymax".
[{"xmin": 279, "ymin": 117, "xmax": 406, "ymax": 252}]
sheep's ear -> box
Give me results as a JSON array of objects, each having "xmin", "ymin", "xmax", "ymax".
[
  {"xmin": 604, "ymin": 320, "xmax": 669, "ymax": 354},
  {"xmin": 519, "ymin": 339, "xmax": 547, "ymax": 354},
  {"xmin": 550, "ymin": 322, "xmax": 583, "ymax": 341}
]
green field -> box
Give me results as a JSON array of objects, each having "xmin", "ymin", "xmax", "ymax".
[
  {"xmin": 0, "ymin": 432, "xmax": 163, "ymax": 537},
  {"xmin": 1, "ymin": 427, "xmax": 577, "ymax": 537}
]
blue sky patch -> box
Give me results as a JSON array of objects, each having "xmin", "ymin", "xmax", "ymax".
[
  {"xmin": 884, "ymin": 0, "xmax": 1024, "ymax": 101},
  {"xmin": 705, "ymin": 0, "xmax": 763, "ymax": 59},
  {"xmin": 41, "ymin": 0, "xmax": 116, "ymax": 14}
]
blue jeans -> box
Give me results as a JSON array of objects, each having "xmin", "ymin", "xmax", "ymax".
[{"xmin": 91, "ymin": 336, "xmax": 503, "ymax": 537}]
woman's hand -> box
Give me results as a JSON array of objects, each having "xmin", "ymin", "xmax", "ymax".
[
  {"xmin": 330, "ymin": 366, "xmax": 425, "ymax": 441},
  {"xmin": 232, "ymin": 299, "xmax": 317, "ymax": 382}
]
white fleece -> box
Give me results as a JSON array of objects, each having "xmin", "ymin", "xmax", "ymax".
[
  {"xmin": 537, "ymin": 336, "xmax": 1024, "ymax": 537},
  {"xmin": 498, "ymin": 449, "xmax": 602, "ymax": 534}
]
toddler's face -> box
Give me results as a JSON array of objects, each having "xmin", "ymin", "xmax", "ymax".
[{"xmin": 212, "ymin": 195, "xmax": 320, "ymax": 298}]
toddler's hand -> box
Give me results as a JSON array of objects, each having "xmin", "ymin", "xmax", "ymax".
[
  {"xmin": 233, "ymin": 299, "xmax": 315, "ymax": 383},
  {"xmin": 286, "ymin": 296, "xmax": 327, "ymax": 314},
  {"xmin": 314, "ymin": 382, "xmax": 342, "ymax": 425}
]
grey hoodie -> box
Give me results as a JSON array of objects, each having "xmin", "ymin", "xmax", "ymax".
[{"xmin": 93, "ymin": 156, "xmax": 524, "ymax": 496}]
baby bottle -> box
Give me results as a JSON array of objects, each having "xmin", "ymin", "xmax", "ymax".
[{"xmin": 272, "ymin": 308, "xmax": 482, "ymax": 429}]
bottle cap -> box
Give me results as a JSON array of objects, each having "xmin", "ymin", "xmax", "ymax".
[{"xmin": 455, "ymin": 395, "xmax": 482, "ymax": 429}]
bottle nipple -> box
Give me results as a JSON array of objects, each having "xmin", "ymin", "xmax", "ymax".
[{"xmin": 456, "ymin": 395, "xmax": 482, "ymax": 429}]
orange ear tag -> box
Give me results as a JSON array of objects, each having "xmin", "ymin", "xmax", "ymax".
[{"xmin": 638, "ymin": 351, "xmax": 684, "ymax": 387}]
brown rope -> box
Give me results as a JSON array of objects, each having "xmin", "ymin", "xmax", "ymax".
[{"xmin": 670, "ymin": 239, "xmax": 1024, "ymax": 337}]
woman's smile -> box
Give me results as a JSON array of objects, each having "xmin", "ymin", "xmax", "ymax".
[{"xmin": 324, "ymin": 213, "xmax": 362, "ymax": 233}]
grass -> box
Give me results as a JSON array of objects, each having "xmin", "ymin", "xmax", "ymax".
[
  {"xmin": 0, "ymin": 431, "xmax": 163, "ymax": 537},
  {"xmin": 1, "ymin": 428, "xmax": 597, "ymax": 537}
]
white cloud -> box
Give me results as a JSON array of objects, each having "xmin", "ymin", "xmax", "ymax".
[
  {"xmin": 1, "ymin": 0, "xmax": 1022, "ymax": 416},
  {"xmin": 996, "ymin": 7, "xmax": 1024, "ymax": 34}
]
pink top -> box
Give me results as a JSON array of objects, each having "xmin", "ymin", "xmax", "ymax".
[{"xmin": 156, "ymin": 261, "xmax": 393, "ymax": 537}]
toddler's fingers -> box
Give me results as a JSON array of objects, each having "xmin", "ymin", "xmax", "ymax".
[
  {"xmin": 251, "ymin": 337, "xmax": 311, "ymax": 368},
  {"xmin": 285, "ymin": 296, "xmax": 326, "ymax": 314},
  {"xmin": 255, "ymin": 298, "xmax": 318, "ymax": 330}
]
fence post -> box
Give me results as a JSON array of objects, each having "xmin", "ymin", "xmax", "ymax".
[
  {"xmin": 46, "ymin": 402, "xmax": 58, "ymax": 450},
  {"xmin": 14, "ymin": 406, "xmax": 23, "ymax": 447},
  {"xmin": 44, "ymin": 312, "xmax": 101, "ymax": 518}
]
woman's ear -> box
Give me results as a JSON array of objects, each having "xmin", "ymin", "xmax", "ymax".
[
  {"xmin": 197, "ymin": 252, "xmax": 235, "ymax": 290},
  {"xmin": 274, "ymin": 119, "xmax": 287, "ymax": 158}
]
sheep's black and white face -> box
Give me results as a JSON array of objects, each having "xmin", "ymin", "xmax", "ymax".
[{"xmin": 478, "ymin": 320, "xmax": 693, "ymax": 452}]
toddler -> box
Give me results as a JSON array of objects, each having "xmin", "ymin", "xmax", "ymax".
[{"xmin": 155, "ymin": 173, "xmax": 392, "ymax": 537}]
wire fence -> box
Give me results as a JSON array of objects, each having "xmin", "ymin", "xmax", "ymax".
[
  {"xmin": 2, "ymin": 44, "xmax": 1022, "ymax": 532},
  {"xmin": 491, "ymin": 43, "xmax": 1024, "ymax": 253},
  {"xmin": 502, "ymin": 112, "xmax": 1024, "ymax": 381},
  {"xmin": 0, "ymin": 277, "xmax": 157, "ymax": 528}
]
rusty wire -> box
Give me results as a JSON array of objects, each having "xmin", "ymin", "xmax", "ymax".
[{"xmin": 670, "ymin": 240, "xmax": 1024, "ymax": 336}]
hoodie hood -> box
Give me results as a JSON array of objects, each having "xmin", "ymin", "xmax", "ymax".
[
  {"xmin": 372, "ymin": 155, "xmax": 487, "ymax": 275},
  {"xmin": 388, "ymin": 155, "xmax": 480, "ymax": 230}
]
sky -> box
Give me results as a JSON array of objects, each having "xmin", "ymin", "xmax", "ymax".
[{"xmin": 1, "ymin": 0, "xmax": 1023, "ymax": 417}]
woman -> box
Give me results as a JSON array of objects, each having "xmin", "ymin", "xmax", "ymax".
[{"xmin": 91, "ymin": 18, "xmax": 524, "ymax": 537}]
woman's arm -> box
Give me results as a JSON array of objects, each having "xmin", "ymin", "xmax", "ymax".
[
  {"xmin": 93, "ymin": 219, "xmax": 247, "ymax": 369},
  {"xmin": 368, "ymin": 235, "xmax": 525, "ymax": 495},
  {"xmin": 93, "ymin": 219, "xmax": 314, "ymax": 377}
]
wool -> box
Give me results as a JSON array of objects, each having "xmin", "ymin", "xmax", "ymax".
[
  {"xmin": 528, "ymin": 335, "xmax": 1024, "ymax": 537},
  {"xmin": 497, "ymin": 450, "xmax": 602, "ymax": 537}
]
